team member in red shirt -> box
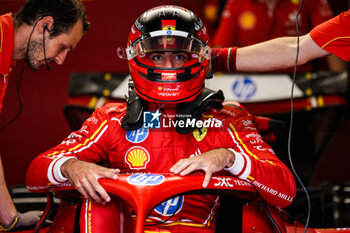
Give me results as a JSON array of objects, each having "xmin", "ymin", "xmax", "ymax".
[
  {"xmin": 213, "ymin": 0, "xmax": 333, "ymax": 47},
  {"xmin": 167, "ymin": 0, "xmax": 222, "ymax": 37},
  {"xmin": 0, "ymin": 0, "xmax": 89, "ymax": 231},
  {"xmin": 26, "ymin": 6, "xmax": 296, "ymax": 233},
  {"xmin": 212, "ymin": 9, "xmax": 350, "ymax": 73},
  {"xmin": 0, "ymin": 14, "xmax": 15, "ymax": 112},
  {"xmin": 309, "ymin": 9, "xmax": 350, "ymax": 61},
  {"xmin": 212, "ymin": 0, "xmax": 345, "ymax": 72}
]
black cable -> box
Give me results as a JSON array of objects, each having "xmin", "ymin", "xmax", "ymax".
[
  {"xmin": 263, "ymin": 200, "xmax": 282, "ymax": 233},
  {"xmin": 0, "ymin": 62, "xmax": 27, "ymax": 132},
  {"xmin": 0, "ymin": 18, "xmax": 42, "ymax": 132},
  {"xmin": 73, "ymin": 198, "xmax": 83, "ymax": 233},
  {"xmin": 288, "ymin": 0, "xmax": 311, "ymax": 232},
  {"xmin": 35, "ymin": 192, "xmax": 55, "ymax": 233},
  {"xmin": 43, "ymin": 25, "xmax": 50, "ymax": 71},
  {"xmin": 145, "ymin": 197, "xmax": 181, "ymax": 227}
]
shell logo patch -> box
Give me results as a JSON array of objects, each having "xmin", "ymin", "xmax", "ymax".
[
  {"xmin": 193, "ymin": 127, "xmax": 207, "ymax": 142},
  {"xmin": 162, "ymin": 19, "xmax": 176, "ymax": 31},
  {"xmin": 239, "ymin": 11, "xmax": 257, "ymax": 30},
  {"xmin": 125, "ymin": 146, "xmax": 150, "ymax": 169}
]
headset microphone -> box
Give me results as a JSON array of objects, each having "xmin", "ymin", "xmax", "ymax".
[{"xmin": 43, "ymin": 24, "xmax": 50, "ymax": 71}]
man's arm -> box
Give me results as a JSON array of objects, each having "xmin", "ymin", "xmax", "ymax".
[
  {"xmin": 60, "ymin": 159, "xmax": 119, "ymax": 204},
  {"xmin": 0, "ymin": 156, "xmax": 42, "ymax": 230},
  {"xmin": 171, "ymin": 106, "xmax": 296, "ymax": 208},
  {"xmin": 170, "ymin": 148, "xmax": 235, "ymax": 188},
  {"xmin": 26, "ymin": 106, "xmax": 121, "ymax": 204},
  {"xmin": 0, "ymin": 156, "xmax": 17, "ymax": 226},
  {"xmin": 236, "ymin": 34, "xmax": 330, "ymax": 72}
]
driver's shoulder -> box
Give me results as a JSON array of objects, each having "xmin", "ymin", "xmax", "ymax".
[
  {"xmin": 98, "ymin": 102, "xmax": 127, "ymax": 116},
  {"xmin": 207, "ymin": 102, "xmax": 247, "ymax": 120}
]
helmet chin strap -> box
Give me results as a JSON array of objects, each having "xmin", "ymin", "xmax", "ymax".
[
  {"xmin": 175, "ymin": 89, "xmax": 224, "ymax": 134},
  {"xmin": 122, "ymin": 89, "xmax": 147, "ymax": 131}
]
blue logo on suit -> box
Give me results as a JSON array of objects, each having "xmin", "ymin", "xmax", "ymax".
[{"xmin": 126, "ymin": 127, "xmax": 149, "ymax": 143}]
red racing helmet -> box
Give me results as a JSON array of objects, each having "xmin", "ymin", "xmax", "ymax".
[{"xmin": 125, "ymin": 5, "xmax": 211, "ymax": 103}]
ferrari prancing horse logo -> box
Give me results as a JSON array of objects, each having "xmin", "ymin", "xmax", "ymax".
[
  {"xmin": 162, "ymin": 19, "xmax": 176, "ymax": 31},
  {"xmin": 193, "ymin": 127, "xmax": 207, "ymax": 142}
]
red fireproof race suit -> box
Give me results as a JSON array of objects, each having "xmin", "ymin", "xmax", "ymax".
[
  {"xmin": 310, "ymin": 9, "xmax": 350, "ymax": 62},
  {"xmin": 0, "ymin": 13, "xmax": 15, "ymax": 112},
  {"xmin": 26, "ymin": 103, "xmax": 296, "ymax": 233}
]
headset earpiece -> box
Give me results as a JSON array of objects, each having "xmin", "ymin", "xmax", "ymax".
[
  {"xmin": 43, "ymin": 23, "xmax": 49, "ymax": 31},
  {"xmin": 42, "ymin": 23, "xmax": 51, "ymax": 71}
]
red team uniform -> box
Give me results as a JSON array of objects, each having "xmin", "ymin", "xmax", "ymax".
[
  {"xmin": 310, "ymin": 9, "xmax": 350, "ymax": 62},
  {"xmin": 213, "ymin": 0, "xmax": 333, "ymax": 47},
  {"xmin": 26, "ymin": 103, "xmax": 296, "ymax": 232},
  {"xmin": 0, "ymin": 13, "xmax": 15, "ymax": 112}
]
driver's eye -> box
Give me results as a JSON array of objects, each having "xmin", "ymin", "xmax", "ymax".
[
  {"xmin": 174, "ymin": 54, "xmax": 186, "ymax": 61},
  {"xmin": 150, "ymin": 54, "xmax": 163, "ymax": 61},
  {"xmin": 173, "ymin": 53, "xmax": 190, "ymax": 62}
]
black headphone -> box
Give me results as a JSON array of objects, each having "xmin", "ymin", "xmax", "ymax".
[
  {"xmin": 42, "ymin": 23, "xmax": 50, "ymax": 71},
  {"xmin": 43, "ymin": 23, "xmax": 49, "ymax": 31}
]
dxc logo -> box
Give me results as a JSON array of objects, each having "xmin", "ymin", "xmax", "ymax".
[
  {"xmin": 212, "ymin": 177, "xmax": 234, "ymax": 187},
  {"xmin": 143, "ymin": 111, "xmax": 161, "ymax": 129}
]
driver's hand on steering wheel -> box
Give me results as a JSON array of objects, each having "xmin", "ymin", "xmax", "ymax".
[
  {"xmin": 170, "ymin": 148, "xmax": 235, "ymax": 188},
  {"xmin": 61, "ymin": 159, "xmax": 120, "ymax": 204}
]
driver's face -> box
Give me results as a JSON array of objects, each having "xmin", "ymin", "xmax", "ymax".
[{"xmin": 147, "ymin": 51, "xmax": 190, "ymax": 68}]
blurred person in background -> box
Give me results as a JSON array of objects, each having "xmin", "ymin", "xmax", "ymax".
[
  {"xmin": 169, "ymin": 0, "xmax": 226, "ymax": 37},
  {"xmin": 212, "ymin": 0, "xmax": 346, "ymax": 72}
]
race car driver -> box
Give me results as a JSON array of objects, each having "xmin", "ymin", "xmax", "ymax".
[{"xmin": 25, "ymin": 5, "xmax": 296, "ymax": 233}]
